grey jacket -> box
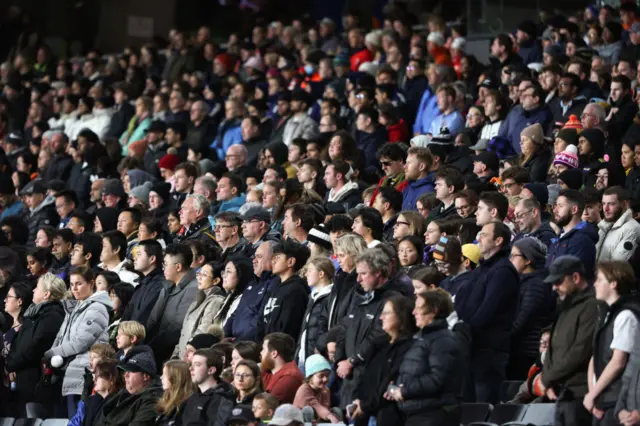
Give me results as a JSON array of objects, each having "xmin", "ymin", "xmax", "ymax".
[
  {"xmin": 45, "ymin": 291, "xmax": 112, "ymax": 396},
  {"xmin": 147, "ymin": 269, "xmax": 199, "ymax": 362},
  {"xmin": 173, "ymin": 285, "xmax": 226, "ymax": 359}
]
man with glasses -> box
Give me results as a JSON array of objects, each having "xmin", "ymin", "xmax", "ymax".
[
  {"xmin": 498, "ymin": 82, "xmax": 552, "ymax": 154},
  {"xmin": 241, "ymin": 206, "xmax": 281, "ymax": 251},
  {"xmin": 224, "ymin": 144, "xmax": 252, "ymax": 179},
  {"xmin": 548, "ymin": 72, "xmax": 586, "ymax": 126},
  {"xmin": 146, "ymin": 243, "xmax": 198, "ymax": 367},
  {"xmin": 580, "ymin": 102, "xmax": 606, "ymax": 130},
  {"xmin": 501, "ymin": 166, "xmax": 529, "ymax": 198},
  {"xmin": 454, "ymin": 190, "xmax": 478, "ymax": 219},
  {"xmin": 215, "ymin": 211, "xmax": 250, "ymax": 262},
  {"xmin": 513, "ymin": 197, "xmax": 556, "ymax": 248},
  {"xmin": 54, "ymin": 190, "xmax": 77, "ymax": 229}
]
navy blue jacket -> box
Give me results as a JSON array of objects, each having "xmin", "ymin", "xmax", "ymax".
[
  {"xmin": 513, "ymin": 221, "xmax": 557, "ymax": 249},
  {"xmin": 224, "ymin": 271, "xmax": 277, "ymax": 342},
  {"xmin": 546, "ymin": 221, "xmax": 599, "ymax": 280},
  {"xmin": 356, "ymin": 126, "xmax": 387, "ymax": 176},
  {"xmin": 455, "ymin": 246, "xmax": 520, "ymax": 353},
  {"xmin": 402, "ymin": 172, "xmax": 435, "ymax": 211},
  {"xmin": 440, "ymin": 271, "xmax": 473, "ymax": 297},
  {"xmin": 498, "ymin": 105, "xmax": 553, "ymax": 154}
]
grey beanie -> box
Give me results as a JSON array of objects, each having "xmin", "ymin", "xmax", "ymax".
[
  {"xmin": 513, "ymin": 237, "xmax": 548, "ymax": 269},
  {"xmin": 129, "ymin": 181, "xmax": 153, "ymax": 206}
]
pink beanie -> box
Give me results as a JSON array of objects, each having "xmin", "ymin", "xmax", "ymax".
[{"xmin": 553, "ymin": 144, "xmax": 579, "ymax": 169}]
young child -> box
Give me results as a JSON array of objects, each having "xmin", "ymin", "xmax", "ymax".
[
  {"xmin": 252, "ymin": 392, "xmax": 279, "ymax": 424},
  {"xmin": 115, "ymin": 320, "xmax": 145, "ymax": 361},
  {"xmin": 293, "ymin": 354, "xmax": 341, "ymax": 423},
  {"xmin": 83, "ymin": 343, "xmax": 116, "ymax": 402}
]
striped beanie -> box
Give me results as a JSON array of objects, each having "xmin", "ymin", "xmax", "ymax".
[{"xmin": 553, "ymin": 144, "xmax": 579, "ymax": 169}]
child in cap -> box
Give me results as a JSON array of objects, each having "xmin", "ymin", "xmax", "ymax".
[{"xmin": 293, "ymin": 354, "xmax": 341, "ymax": 423}]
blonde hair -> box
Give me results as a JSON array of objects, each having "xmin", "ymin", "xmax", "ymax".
[
  {"xmin": 305, "ymin": 256, "xmax": 336, "ymax": 282},
  {"xmin": 334, "ymin": 233, "xmax": 367, "ymax": 260},
  {"xmin": 89, "ymin": 343, "xmax": 116, "ymax": 359},
  {"xmin": 38, "ymin": 273, "xmax": 67, "ymax": 301},
  {"xmin": 397, "ymin": 210, "xmax": 427, "ymax": 238},
  {"xmin": 206, "ymin": 324, "xmax": 225, "ymax": 341},
  {"xmin": 156, "ymin": 360, "xmax": 195, "ymax": 414},
  {"xmin": 118, "ymin": 321, "xmax": 146, "ymax": 341}
]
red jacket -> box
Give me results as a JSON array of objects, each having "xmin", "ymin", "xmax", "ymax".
[
  {"xmin": 387, "ymin": 119, "xmax": 409, "ymax": 143},
  {"xmin": 350, "ymin": 49, "xmax": 374, "ymax": 72}
]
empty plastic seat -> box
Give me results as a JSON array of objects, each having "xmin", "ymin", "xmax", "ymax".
[
  {"xmin": 41, "ymin": 420, "xmax": 70, "ymax": 426},
  {"xmin": 499, "ymin": 381, "xmax": 523, "ymax": 402},
  {"xmin": 461, "ymin": 403, "xmax": 493, "ymax": 424},
  {"xmin": 0, "ymin": 418, "xmax": 15, "ymax": 426},
  {"xmin": 486, "ymin": 404, "xmax": 526, "ymax": 424},
  {"xmin": 13, "ymin": 419, "xmax": 43, "ymax": 426},
  {"xmin": 519, "ymin": 403, "xmax": 556, "ymax": 425}
]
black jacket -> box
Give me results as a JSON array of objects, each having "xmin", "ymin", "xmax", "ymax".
[
  {"xmin": 396, "ymin": 320, "xmax": 463, "ymax": 416},
  {"xmin": 186, "ymin": 119, "xmax": 217, "ymax": 159},
  {"xmin": 258, "ymin": 274, "xmax": 310, "ymax": 342},
  {"xmin": 121, "ymin": 268, "xmax": 170, "ymax": 328},
  {"xmin": 296, "ymin": 287, "xmax": 331, "ymax": 363},
  {"xmin": 68, "ymin": 163, "xmax": 96, "ymax": 209},
  {"xmin": 25, "ymin": 197, "xmax": 59, "ymax": 249},
  {"xmin": 626, "ymin": 166, "xmax": 640, "ymax": 202},
  {"xmin": 177, "ymin": 382, "xmax": 235, "ymax": 426},
  {"xmin": 382, "ymin": 215, "xmax": 398, "ymax": 243},
  {"xmin": 175, "ymin": 217, "xmax": 218, "ymax": 246},
  {"xmin": 354, "ymin": 334, "xmax": 414, "ymax": 424},
  {"xmin": 106, "ymin": 102, "xmax": 135, "ymax": 139},
  {"xmin": 513, "ymin": 221, "xmax": 557, "ymax": 249},
  {"xmin": 522, "ymin": 148, "xmax": 552, "ymax": 183},
  {"xmin": 5, "ymin": 301, "xmax": 65, "ymax": 404},
  {"xmin": 84, "ymin": 393, "xmax": 108, "ymax": 426},
  {"xmin": 510, "ymin": 269, "xmax": 554, "ymax": 360},
  {"xmin": 43, "ymin": 153, "xmax": 73, "ymax": 183},
  {"xmin": 548, "ymin": 97, "xmax": 587, "ymax": 127},
  {"xmin": 606, "ymin": 95, "xmax": 638, "ymax": 153},
  {"xmin": 403, "ymin": 76, "xmax": 429, "ymax": 130},
  {"xmin": 95, "ymin": 379, "xmax": 163, "ymax": 426},
  {"xmin": 143, "ymin": 142, "xmax": 169, "ymax": 179}
]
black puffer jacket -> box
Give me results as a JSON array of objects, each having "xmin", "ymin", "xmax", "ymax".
[
  {"xmin": 396, "ymin": 319, "xmax": 462, "ymax": 416},
  {"xmin": 522, "ymin": 148, "xmax": 552, "ymax": 183},
  {"xmin": 177, "ymin": 381, "xmax": 235, "ymax": 426},
  {"xmin": 5, "ymin": 301, "xmax": 65, "ymax": 404},
  {"xmin": 296, "ymin": 286, "xmax": 331, "ymax": 363},
  {"xmin": 121, "ymin": 268, "xmax": 170, "ymax": 328}
]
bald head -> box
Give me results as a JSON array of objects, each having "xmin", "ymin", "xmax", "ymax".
[
  {"xmin": 226, "ymin": 144, "xmax": 248, "ymax": 170},
  {"xmin": 581, "ymin": 103, "xmax": 605, "ymax": 129}
]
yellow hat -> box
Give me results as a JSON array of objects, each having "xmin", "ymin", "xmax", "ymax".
[{"xmin": 461, "ymin": 244, "xmax": 480, "ymax": 265}]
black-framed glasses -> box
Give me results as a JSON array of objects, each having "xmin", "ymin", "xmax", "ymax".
[
  {"xmin": 394, "ymin": 220, "xmax": 410, "ymax": 227},
  {"xmin": 509, "ymin": 253, "xmax": 526, "ymax": 260}
]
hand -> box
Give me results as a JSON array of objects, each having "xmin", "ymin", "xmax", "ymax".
[
  {"xmin": 593, "ymin": 408, "xmax": 604, "ymax": 420},
  {"xmin": 390, "ymin": 384, "xmax": 404, "ymax": 402},
  {"xmin": 336, "ymin": 360, "xmax": 352, "ymax": 379},
  {"xmin": 351, "ymin": 400, "xmax": 363, "ymax": 419},
  {"xmin": 8, "ymin": 372, "xmax": 15, "ymax": 382},
  {"xmin": 583, "ymin": 391, "xmax": 595, "ymax": 413},
  {"xmin": 546, "ymin": 387, "xmax": 558, "ymax": 401},
  {"xmin": 619, "ymin": 409, "xmax": 631, "ymax": 423},
  {"xmin": 328, "ymin": 414, "xmax": 341, "ymax": 424},
  {"xmin": 625, "ymin": 410, "xmax": 640, "ymax": 426}
]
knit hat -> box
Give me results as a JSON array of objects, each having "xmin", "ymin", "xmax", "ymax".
[
  {"xmin": 451, "ymin": 37, "xmax": 466, "ymax": 51},
  {"xmin": 187, "ymin": 333, "xmax": 220, "ymax": 350},
  {"xmin": 556, "ymin": 128, "xmax": 578, "ymax": 147},
  {"xmin": 158, "ymin": 153, "xmax": 180, "ymax": 171},
  {"xmin": 520, "ymin": 123, "xmax": 544, "ymax": 145},
  {"xmin": 127, "ymin": 169, "xmax": 156, "ymax": 188},
  {"xmin": 129, "ymin": 181, "xmax": 153, "ymax": 206},
  {"xmin": 547, "ymin": 184, "xmax": 562, "ymax": 207},
  {"xmin": 101, "ymin": 179, "xmax": 126, "ymax": 198},
  {"xmin": 558, "ymin": 168, "xmax": 583, "ymax": 190},
  {"xmin": 513, "ymin": 237, "xmax": 548, "ymax": 269},
  {"xmin": 461, "ymin": 244, "xmax": 480, "ymax": 266},
  {"xmin": 427, "ymin": 31, "xmax": 445, "ymax": 46},
  {"xmin": 150, "ymin": 182, "xmax": 171, "ymax": 205},
  {"xmin": 410, "ymin": 134, "xmax": 430, "ymax": 148},
  {"xmin": 553, "ymin": 144, "xmax": 579, "ymax": 169},
  {"xmin": 304, "ymin": 354, "xmax": 332, "ymax": 379},
  {"xmin": 523, "ymin": 182, "xmax": 549, "ymax": 206},
  {"xmin": 579, "ymin": 128, "xmax": 606, "ymax": 159},
  {"xmin": 562, "ymin": 114, "xmax": 582, "ymax": 131},
  {"xmin": 95, "ymin": 207, "xmax": 119, "ymax": 232},
  {"xmin": 429, "ymin": 127, "xmax": 453, "ymax": 146},
  {"xmin": 517, "ymin": 20, "xmax": 537, "ymax": 39},
  {"xmin": 307, "ymin": 224, "xmax": 332, "ymax": 250},
  {"xmin": 432, "ymin": 236, "xmax": 462, "ymax": 263}
]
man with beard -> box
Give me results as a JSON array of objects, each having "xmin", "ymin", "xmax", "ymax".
[
  {"xmin": 605, "ymin": 76, "xmax": 638, "ymax": 152},
  {"xmin": 180, "ymin": 348, "xmax": 234, "ymax": 425},
  {"xmin": 546, "ymin": 189, "xmax": 598, "ymax": 280},
  {"xmin": 515, "ymin": 20, "xmax": 541, "ymax": 65},
  {"xmin": 595, "ymin": 186, "xmax": 640, "ymax": 262},
  {"xmin": 548, "ymin": 73, "xmax": 587, "ymax": 127},
  {"xmin": 50, "ymin": 228, "xmax": 74, "ymax": 281},
  {"xmin": 261, "ymin": 332, "xmax": 304, "ymax": 404}
]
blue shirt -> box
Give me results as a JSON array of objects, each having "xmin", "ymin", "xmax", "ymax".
[{"xmin": 428, "ymin": 110, "xmax": 465, "ymax": 136}]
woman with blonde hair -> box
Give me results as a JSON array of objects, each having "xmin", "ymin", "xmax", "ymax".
[
  {"xmin": 297, "ymin": 256, "xmax": 335, "ymax": 368},
  {"xmin": 156, "ymin": 360, "xmax": 195, "ymax": 425}
]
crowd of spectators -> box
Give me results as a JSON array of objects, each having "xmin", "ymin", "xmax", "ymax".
[{"xmin": 0, "ymin": 1, "xmax": 640, "ymax": 426}]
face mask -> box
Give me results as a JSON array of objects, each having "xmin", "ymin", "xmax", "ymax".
[{"xmin": 304, "ymin": 64, "xmax": 314, "ymax": 75}]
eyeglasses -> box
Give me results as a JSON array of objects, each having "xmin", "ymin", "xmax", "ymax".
[
  {"xmin": 394, "ymin": 220, "xmax": 410, "ymax": 227},
  {"xmin": 509, "ymin": 253, "xmax": 526, "ymax": 260},
  {"xmin": 214, "ymin": 224, "xmax": 234, "ymax": 231},
  {"xmin": 455, "ymin": 205, "xmax": 470, "ymax": 213},
  {"xmin": 380, "ymin": 161, "xmax": 395, "ymax": 167},
  {"xmin": 234, "ymin": 373, "xmax": 254, "ymax": 380},
  {"xmin": 196, "ymin": 271, "xmax": 212, "ymax": 279},
  {"xmin": 514, "ymin": 210, "xmax": 533, "ymax": 220}
]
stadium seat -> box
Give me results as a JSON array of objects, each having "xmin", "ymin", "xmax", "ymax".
[
  {"xmin": 461, "ymin": 403, "xmax": 493, "ymax": 424},
  {"xmin": 0, "ymin": 418, "xmax": 15, "ymax": 426},
  {"xmin": 499, "ymin": 380, "xmax": 522, "ymax": 402},
  {"xmin": 517, "ymin": 403, "xmax": 556, "ymax": 425},
  {"xmin": 41, "ymin": 420, "xmax": 70, "ymax": 426},
  {"xmin": 13, "ymin": 419, "xmax": 42, "ymax": 426},
  {"xmin": 466, "ymin": 423, "xmax": 499, "ymax": 426},
  {"xmin": 486, "ymin": 404, "xmax": 526, "ymax": 424}
]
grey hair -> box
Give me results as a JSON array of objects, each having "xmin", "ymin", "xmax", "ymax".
[
  {"xmin": 43, "ymin": 129, "xmax": 63, "ymax": 139},
  {"xmin": 186, "ymin": 193, "xmax": 210, "ymax": 214},
  {"xmin": 586, "ymin": 103, "xmax": 606, "ymax": 123},
  {"xmin": 334, "ymin": 233, "xmax": 367, "ymax": 259},
  {"xmin": 195, "ymin": 176, "xmax": 217, "ymax": 195},
  {"xmin": 194, "ymin": 100, "xmax": 211, "ymax": 115},
  {"xmin": 356, "ymin": 248, "xmax": 392, "ymax": 279}
]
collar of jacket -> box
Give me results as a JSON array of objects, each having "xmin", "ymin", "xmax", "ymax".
[
  {"xmin": 142, "ymin": 267, "xmax": 164, "ymax": 284},
  {"xmin": 417, "ymin": 318, "xmax": 449, "ymax": 336},
  {"xmin": 360, "ymin": 279, "xmax": 395, "ymax": 305},
  {"xmin": 479, "ymin": 244, "xmax": 511, "ymax": 267},
  {"xmin": 562, "ymin": 286, "xmax": 594, "ymax": 310},
  {"xmin": 183, "ymin": 217, "xmax": 211, "ymax": 238},
  {"xmin": 598, "ymin": 208, "xmax": 634, "ymax": 232}
]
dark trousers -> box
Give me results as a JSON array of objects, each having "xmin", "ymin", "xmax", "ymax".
[
  {"xmin": 593, "ymin": 407, "xmax": 622, "ymax": 426},
  {"xmin": 404, "ymin": 406, "xmax": 461, "ymax": 426},
  {"xmin": 555, "ymin": 400, "xmax": 592, "ymax": 426},
  {"xmin": 467, "ymin": 350, "xmax": 509, "ymax": 404}
]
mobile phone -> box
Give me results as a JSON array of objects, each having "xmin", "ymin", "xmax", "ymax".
[
  {"xmin": 346, "ymin": 403, "xmax": 356, "ymax": 418},
  {"xmin": 386, "ymin": 384, "xmax": 400, "ymax": 394}
]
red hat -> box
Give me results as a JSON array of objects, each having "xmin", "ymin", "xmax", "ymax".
[
  {"xmin": 562, "ymin": 114, "xmax": 583, "ymax": 131},
  {"xmin": 158, "ymin": 154, "xmax": 180, "ymax": 171},
  {"xmin": 215, "ymin": 53, "xmax": 234, "ymax": 72}
]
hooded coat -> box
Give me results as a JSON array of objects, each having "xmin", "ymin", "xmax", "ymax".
[
  {"xmin": 224, "ymin": 270, "xmax": 276, "ymax": 342},
  {"xmin": 596, "ymin": 209, "xmax": 640, "ymax": 262},
  {"xmin": 258, "ymin": 274, "xmax": 310, "ymax": 342},
  {"xmin": 44, "ymin": 291, "xmax": 112, "ymax": 396},
  {"xmin": 177, "ymin": 381, "xmax": 235, "ymax": 426},
  {"xmin": 95, "ymin": 378, "xmax": 164, "ymax": 426}
]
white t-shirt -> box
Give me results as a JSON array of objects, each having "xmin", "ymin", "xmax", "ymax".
[{"xmin": 610, "ymin": 310, "xmax": 640, "ymax": 354}]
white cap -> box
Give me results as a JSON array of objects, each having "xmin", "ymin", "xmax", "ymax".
[
  {"xmin": 244, "ymin": 56, "xmax": 264, "ymax": 71},
  {"xmin": 451, "ymin": 37, "xmax": 466, "ymax": 50},
  {"xmin": 410, "ymin": 134, "xmax": 431, "ymax": 148},
  {"xmin": 427, "ymin": 31, "xmax": 445, "ymax": 46}
]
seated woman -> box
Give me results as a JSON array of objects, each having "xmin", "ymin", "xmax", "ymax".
[
  {"xmin": 69, "ymin": 359, "xmax": 121, "ymax": 426},
  {"xmin": 397, "ymin": 236, "xmax": 425, "ymax": 275},
  {"xmin": 156, "ymin": 360, "xmax": 195, "ymax": 426},
  {"xmin": 234, "ymin": 360, "xmax": 263, "ymax": 405}
]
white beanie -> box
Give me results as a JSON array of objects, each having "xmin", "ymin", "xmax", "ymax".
[
  {"xmin": 451, "ymin": 37, "xmax": 466, "ymax": 50},
  {"xmin": 427, "ymin": 31, "xmax": 445, "ymax": 46}
]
